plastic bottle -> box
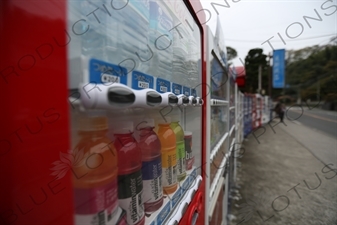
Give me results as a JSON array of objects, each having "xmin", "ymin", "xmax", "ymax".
[
  {"xmin": 170, "ymin": 121, "xmax": 186, "ymax": 181},
  {"xmin": 119, "ymin": 0, "xmax": 150, "ymax": 75},
  {"xmin": 149, "ymin": 0, "xmax": 173, "ymax": 81},
  {"xmin": 172, "ymin": 25, "xmax": 189, "ymax": 85},
  {"xmin": 137, "ymin": 118, "xmax": 163, "ymax": 212},
  {"xmin": 113, "ymin": 121, "xmax": 145, "ymax": 225},
  {"xmin": 157, "ymin": 118, "xmax": 178, "ymax": 194},
  {"xmin": 72, "ymin": 115, "xmax": 119, "ymax": 225},
  {"xmin": 80, "ymin": 0, "xmax": 107, "ymax": 61},
  {"xmin": 105, "ymin": 0, "xmax": 125, "ymax": 65},
  {"xmin": 184, "ymin": 131, "xmax": 194, "ymax": 171}
]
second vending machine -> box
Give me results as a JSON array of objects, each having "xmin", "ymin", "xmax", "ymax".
[{"xmin": 67, "ymin": 0, "xmax": 205, "ymax": 224}]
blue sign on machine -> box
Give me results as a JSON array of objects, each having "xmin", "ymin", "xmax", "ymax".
[{"xmin": 273, "ymin": 49, "xmax": 285, "ymax": 88}]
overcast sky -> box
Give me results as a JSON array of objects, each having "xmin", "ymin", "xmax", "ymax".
[{"xmin": 199, "ymin": 0, "xmax": 337, "ymax": 66}]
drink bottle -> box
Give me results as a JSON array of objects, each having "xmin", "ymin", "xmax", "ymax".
[
  {"xmin": 72, "ymin": 115, "xmax": 118, "ymax": 225},
  {"xmin": 157, "ymin": 118, "xmax": 178, "ymax": 194},
  {"xmin": 149, "ymin": 0, "xmax": 173, "ymax": 81},
  {"xmin": 113, "ymin": 121, "xmax": 145, "ymax": 225},
  {"xmin": 170, "ymin": 121, "xmax": 186, "ymax": 181},
  {"xmin": 184, "ymin": 131, "xmax": 194, "ymax": 171},
  {"xmin": 137, "ymin": 118, "xmax": 164, "ymax": 212}
]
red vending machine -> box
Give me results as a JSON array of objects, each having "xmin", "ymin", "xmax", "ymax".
[{"xmin": 0, "ymin": 0, "xmax": 207, "ymax": 224}]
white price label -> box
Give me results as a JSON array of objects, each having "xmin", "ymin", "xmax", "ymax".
[
  {"xmin": 138, "ymin": 81, "xmax": 149, "ymax": 89},
  {"xmin": 160, "ymin": 86, "xmax": 167, "ymax": 92},
  {"xmin": 101, "ymin": 74, "xmax": 120, "ymax": 84}
]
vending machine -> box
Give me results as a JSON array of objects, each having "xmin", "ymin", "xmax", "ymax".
[
  {"xmin": 0, "ymin": 0, "xmax": 207, "ymax": 224},
  {"xmin": 205, "ymin": 18, "xmax": 229, "ymax": 225},
  {"xmin": 204, "ymin": 17, "xmax": 245, "ymax": 225}
]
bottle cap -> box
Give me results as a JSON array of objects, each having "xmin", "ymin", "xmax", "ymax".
[
  {"xmin": 136, "ymin": 118, "xmax": 154, "ymax": 130},
  {"xmin": 113, "ymin": 121, "xmax": 134, "ymax": 134},
  {"xmin": 184, "ymin": 131, "xmax": 192, "ymax": 137},
  {"xmin": 78, "ymin": 116, "xmax": 108, "ymax": 132}
]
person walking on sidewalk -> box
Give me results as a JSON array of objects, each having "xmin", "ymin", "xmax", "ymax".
[{"xmin": 274, "ymin": 102, "xmax": 285, "ymax": 122}]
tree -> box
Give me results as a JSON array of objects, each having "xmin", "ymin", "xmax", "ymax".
[
  {"xmin": 285, "ymin": 44, "xmax": 337, "ymax": 101},
  {"xmin": 242, "ymin": 48, "xmax": 267, "ymax": 93}
]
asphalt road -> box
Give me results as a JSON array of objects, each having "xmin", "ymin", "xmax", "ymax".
[{"xmin": 285, "ymin": 107, "xmax": 337, "ymax": 139}]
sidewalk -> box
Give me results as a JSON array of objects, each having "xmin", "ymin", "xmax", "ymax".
[{"xmin": 229, "ymin": 118, "xmax": 337, "ymax": 225}]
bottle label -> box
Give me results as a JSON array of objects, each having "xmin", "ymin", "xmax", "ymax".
[
  {"xmin": 141, "ymin": 157, "xmax": 163, "ymax": 204},
  {"xmin": 161, "ymin": 148, "xmax": 177, "ymax": 188},
  {"xmin": 184, "ymin": 135, "xmax": 193, "ymax": 170},
  {"xmin": 118, "ymin": 170, "xmax": 144, "ymax": 225},
  {"xmin": 176, "ymin": 141, "xmax": 186, "ymax": 177},
  {"xmin": 132, "ymin": 71, "xmax": 154, "ymax": 90},
  {"xmin": 186, "ymin": 156, "xmax": 195, "ymax": 171},
  {"xmin": 89, "ymin": 58, "xmax": 127, "ymax": 85},
  {"xmin": 156, "ymin": 78, "xmax": 171, "ymax": 93},
  {"xmin": 74, "ymin": 180, "xmax": 118, "ymax": 225}
]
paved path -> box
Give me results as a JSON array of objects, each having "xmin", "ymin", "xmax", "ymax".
[{"xmin": 229, "ymin": 117, "xmax": 337, "ymax": 225}]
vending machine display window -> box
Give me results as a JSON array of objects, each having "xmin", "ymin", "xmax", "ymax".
[{"xmin": 66, "ymin": 0, "xmax": 203, "ymax": 224}]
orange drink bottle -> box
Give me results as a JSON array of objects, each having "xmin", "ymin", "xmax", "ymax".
[
  {"xmin": 72, "ymin": 115, "xmax": 119, "ymax": 225},
  {"xmin": 157, "ymin": 117, "xmax": 178, "ymax": 195}
]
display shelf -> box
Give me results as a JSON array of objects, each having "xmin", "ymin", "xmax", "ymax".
[
  {"xmin": 209, "ymin": 152, "xmax": 228, "ymax": 199},
  {"xmin": 229, "ymin": 125, "xmax": 235, "ymax": 137},
  {"xmin": 210, "ymin": 132, "xmax": 228, "ymax": 161},
  {"xmin": 144, "ymin": 167, "xmax": 201, "ymax": 225},
  {"xmin": 164, "ymin": 174, "xmax": 202, "ymax": 225},
  {"xmin": 208, "ymin": 177, "xmax": 224, "ymax": 220},
  {"xmin": 210, "ymin": 99, "xmax": 229, "ymax": 106}
]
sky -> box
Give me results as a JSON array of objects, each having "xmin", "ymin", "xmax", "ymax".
[{"xmin": 199, "ymin": 0, "xmax": 337, "ymax": 66}]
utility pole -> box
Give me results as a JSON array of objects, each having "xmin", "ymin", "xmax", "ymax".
[
  {"xmin": 317, "ymin": 78, "xmax": 320, "ymax": 103},
  {"xmin": 258, "ymin": 64, "xmax": 262, "ymax": 94},
  {"xmin": 268, "ymin": 53, "xmax": 272, "ymax": 97}
]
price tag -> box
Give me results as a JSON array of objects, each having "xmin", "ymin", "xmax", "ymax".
[
  {"xmin": 156, "ymin": 78, "xmax": 171, "ymax": 93},
  {"xmin": 132, "ymin": 71, "xmax": 154, "ymax": 90},
  {"xmin": 183, "ymin": 86, "xmax": 191, "ymax": 96},
  {"xmin": 160, "ymin": 86, "xmax": 168, "ymax": 93},
  {"xmin": 101, "ymin": 74, "xmax": 120, "ymax": 84},
  {"xmin": 138, "ymin": 81, "xmax": 149, "ymax": 89},
  {"xmin": 89, "ymin": 58, "xmax": 127, "ymax": 85},
  {"xmin": 172, "ymin": 83, "xmax": 182, "ymax": 95}
]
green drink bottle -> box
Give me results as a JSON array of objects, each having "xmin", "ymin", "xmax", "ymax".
[{"xmin": 170, "ymin": 121, "xmax": 186, "ymax": 181}]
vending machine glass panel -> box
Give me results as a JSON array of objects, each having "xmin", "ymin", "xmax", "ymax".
[{"xmin": 67, "ymin": 0, "xmax": 203, "ymax": 224}]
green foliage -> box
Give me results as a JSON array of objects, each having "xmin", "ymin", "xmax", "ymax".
[
  {"xmin": 286, "ymin": 44, "xmax": 337, "ymax": 101},
  {"xmin": 241, "ymin": 48, "xmax": 267, "ymax": 93}
]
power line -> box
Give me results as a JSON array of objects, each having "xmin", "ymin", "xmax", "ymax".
[{"xmin": 225, "ymin": 33, "xmax": 337, "ymax": 43}]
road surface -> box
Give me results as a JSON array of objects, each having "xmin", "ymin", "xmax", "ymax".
[
  {"xmin": 285, "ymin": 106, "xmax": 337, "ymax": 138},
  {"xmin": 279, "ymin": 107, "xmax": 337, "ymax": 167}
]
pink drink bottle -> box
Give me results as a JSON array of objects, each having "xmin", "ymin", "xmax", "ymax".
[
  {"xmin": 137, "ymin": 118, "xmax": 163, "ymax": 212},
  {"xmin": 113, "ymin": 121, "xmax": 145, "ymax": 225}
]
